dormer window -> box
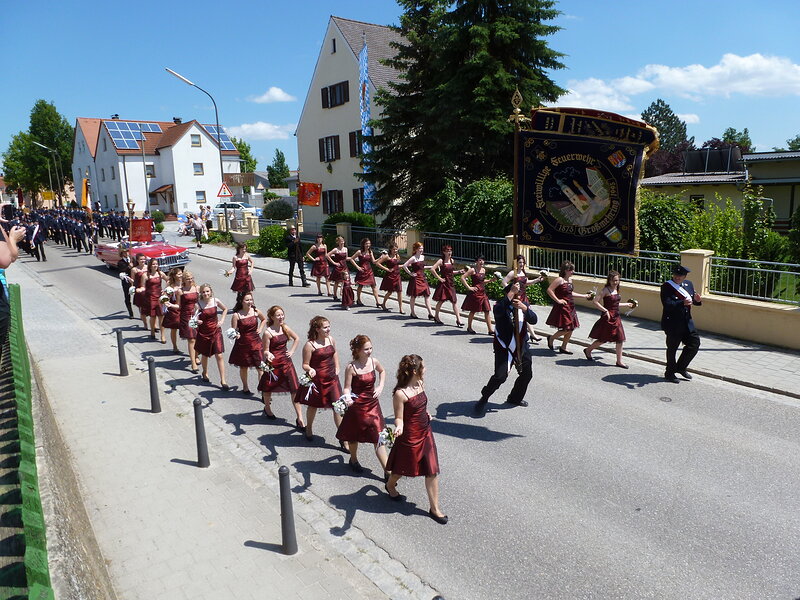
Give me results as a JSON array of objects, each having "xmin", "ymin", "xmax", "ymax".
[{"xmin": 332, "ymin": 38, "xmax": 336, "ymax": 53}]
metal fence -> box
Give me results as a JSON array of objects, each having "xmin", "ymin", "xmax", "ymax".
[
  {"xmin": 421, "ymin": 231, "xmax": 506, "ymax": 264},
  {"xmin": 350, "ymin": 226, "xmax": 408, "ymax": 252},
  {"xmin": 525, "ymin": 247, "xmax": 680, "ymax": 285},
  {"xmin": 710, "ymin": 256, "xmax": 800, "ymax": 305},
  {"xmin": 257, "ymin": 217, "xmax": 287, "ymax": 229}
]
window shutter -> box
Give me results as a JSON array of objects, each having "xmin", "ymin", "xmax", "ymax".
[
  {"xmin": 319, "ymin": 138, "xmax": 325, "ymax": 162},
  {"xmin": 322, "ymin": 191, "xmax": 328, "ymax": 214},
  {"xmin": 336, "ymin": 190, "xmax": 344, "ymax": 213},
  {"xmin": 349, "ymin": 131, "xmax": 357, "ymax": 157},
  {"xmin": 333, "ymin": 136, "xmax": 341, "ymax": 160},
  {"xmin": 321, "ymin": 87, "xmax": 329, "ymax": 109},
  {"xmin": 343, "ymin": 81, "xmax": 349, "ymax": 103}
]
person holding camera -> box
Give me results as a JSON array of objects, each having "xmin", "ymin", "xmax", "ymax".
[{"xmin": 0, "ymin": 208, "xmax": 27, "ymax": 346}]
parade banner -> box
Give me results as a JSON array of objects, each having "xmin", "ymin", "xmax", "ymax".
[
  {"xmin": 358, "ymin": 40, "xmax": 376, "ymax": 213},
  {"xmin": 297, "ymin": 182, "xmax": 321, "ymax": 206},
  {"xmin": 516, "ymin": 107, "xmax": 658, "ymax": 254},
  {"xmin": 130, "ymin": 218, "xmax": 153, "ymax": 242}
]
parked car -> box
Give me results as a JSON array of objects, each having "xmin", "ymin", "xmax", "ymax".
[
  {"xmin": 212, "ymin": 202, "xmax": 261, "ymax": 219},
  {"xmin": 94, "ymin": 233, "xmax": 191, "ymax": 270}
]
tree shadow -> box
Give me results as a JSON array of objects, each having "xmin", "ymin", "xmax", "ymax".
[
  {"xmin": 601, "ymin": 373, "xmax": 667, "ymax": 390},
  {"xmin": 554, "ymin": 358, "xmax": 598, "ymax": 368},
  {"xmin": 430, "ymin": 329, "xmax": 465, "ymax": 337},
  {"xmin": 328, "ymin": 484, "xmax": 423, "ymax": 536}
]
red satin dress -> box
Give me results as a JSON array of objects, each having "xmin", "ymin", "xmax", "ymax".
[
  {"xmin": 406, "ymin": 260, "xmax": 430, "ymax": 297},
  {"xmin": 144, "ymin": 274, "xmax": 163, "ymax": 317},
  {"xmin": 132, "ymin": 269, "xmax": 147, "ymax": 312},
  {"xmin": 461, "ymin": 271, "xmax": 490, "ymax": 312},
  {"xmin": 178, "ymin": 290, "xmax": 198, "ymax": 340},
  {"xmin": 379, "ymin": 257, "xmax": 402, "ymax": 292},
  {"xmin": 162, "ymin": 290, "xmax": 180, "ymax": 329},
  {"xmin": 311, "ymin": 246, "xmax": 329, "ymax": 277},
  {"xmin": 386, "ymin": 390, "xmax": 439, "ymax": 477},
  {"xmin": 329, "ymin": 250, "xmax": 348, "ymax": 283},
  {"xmin": 230, "ymin": 257, "xmax": 254, "ymax": 293},
  {"xmin": 589, "ymin": 293, "xmax": 626, "ymax": 342},
  {"xmin": 294, "ymin": 344, "xmax": 342, "ymax": 408},
  {"xmin": 546, "ymin": 282, "xmax": 580, "ymax": 330},
  {"xmin": 336, "ymin": 367, "xmax": 385, "ymax": 443},
  {"xmin": 432, "ymin": 261, "xmax": 457, "ymax": 303},
  {"xmin": 257, "ymin": 332, "xmax": 299, "ymax": 394},
  {"xmin": 354, "ymin": 253, "xmax": 376, "ymax": 286},
  {"xmin": 195, "ymin": 303, "xmax": 224, "ymax": 357},
  {"xmin": 228, "ymin": 314, "xmax": 263, "ymax": 367},
  {"xmin": 515, "ymin": 273, "xmax": 531, "ymax": 304}
]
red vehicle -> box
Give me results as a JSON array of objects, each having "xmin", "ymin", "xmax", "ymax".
[{"xmin": 94, "ymin": 233, "xmax": 191, "ymax": 270}]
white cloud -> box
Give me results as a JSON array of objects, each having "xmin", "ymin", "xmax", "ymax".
[
  {"xmin": 677, "ymin": 113, "xmax": 700, "ymax": 124},
  {"xmin": 559, "ymin": 77, "xmax": 635, "ymax": 113},
  {"xmin": 227, "ymin": 122, "xmax": 296, "ymax": 140},
  {"xmin": 247, "ymin": 87, "xmax": 297, "ymax": 103}
]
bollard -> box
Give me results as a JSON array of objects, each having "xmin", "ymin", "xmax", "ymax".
[
  {"xmin": 116, "ymin": 329, "xmax": 128, "ymax": 376},
  {"xmin": 278, "ymin": 466, "xmax": 298, "ymax": 555},
  {"xmin": 147, "ymin": 357, "xmax": 162, "ymax": 413},
  {"xmin": 193, "ymin": 399, "xmax": 210, "ymax": 468}
]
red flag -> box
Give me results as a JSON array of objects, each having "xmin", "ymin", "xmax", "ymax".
[{"xmin": 298, "ymin": 182, "xmax": 321, "ymax": 206}]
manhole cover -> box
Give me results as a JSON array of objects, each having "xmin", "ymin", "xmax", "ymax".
[{"xmin": 659, "ymin": 396, "xmax": 672, "ymax": 403}]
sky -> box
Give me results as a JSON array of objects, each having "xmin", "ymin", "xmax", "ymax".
[{"xmin": 3, "ymin": 0, "xmax": 800, "ymax": 174}]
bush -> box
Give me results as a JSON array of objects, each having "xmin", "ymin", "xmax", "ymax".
[
  {"xmin": 323, "ymin": 212, "xmax": 376, "ymax": 228},
  {"xmin": 205, "ymin": 230, "xmax": 233, "ymax": 245},
  {"xmin": 251, "ymin": 224, "xmax": 285, "ymax": 257},
  {"xmin": 245, "ymin": 237, "xmax": 260, "ymax": 254},
  {"xmin": 151, "ymin": 210, "xmax": 166, "ymax": 224},
  {"xmin": 788, "ymin": 205, "xmax": 800, "ymax": 263},
  {"xmin": 638, "ymin": 190, "xmax": 692, "ymax": 253},
  {"xmin": 417, "ymin": 177, "xmax": 513, "ymax": 237},
  {"xmin": 263, "ymin": 191, "xmax": 280, "ymax": 201},
  {"xmin": 263, "ymin": 199, "xmax": 294, "ymax": 220},
  {"xmin": 154, "ymin": 222, "xmax": 165, "ymax": 233}
]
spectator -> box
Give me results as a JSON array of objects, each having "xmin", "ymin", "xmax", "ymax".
[{"xmin": 0, "ymin": 219, "xmax": 27, "ymax": 346}]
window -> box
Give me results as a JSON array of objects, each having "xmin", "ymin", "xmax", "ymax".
[
  {"xmin": 196, "ymin": 191, "xmax": 206, "ymax": 203},
  {"xmin": 101, "ymin": 168, "xmax": 106, "ymax": 182},
  {"xmin": 146, "ymin": 164, "xmax": 155, "ymax": 178},
  {"xmin": 193, "ymin": 162, "xmax": 204, "ymax": 175},
  {"xmin": 114, "ymin": 194, "xmax": 119, "ymax": 208},
  {"xmin": 104, "ymin": 195, "xmax": 108, "ymax": 205},
  {"xmin": 321, "ymin": 81, "xmax": 349, "ymax": 108},
  {"xmin": 318, "ymin": 136, "xmax": 341, "ymax": 162},
  {"xmin": 110, "ymin": 166, "xmax": 115, "ymax": 180},
  {"xmin": 149, "ymin": 193, "xmax": 158, "ymax": 206},
  {"xmin": 322, "ymin": 190, "xmax": 343, "ymax": 215},
  {"xmin": 331, "ymin": 38, "xmax": 336, "ymax": 53},
  {"xmin": 191, "ymin": 134, "xmax": 201, "ymax": 147},
  {"xmin": 349, "ymin": 131, "xmax": 363, "ymax": 158},
  {"xmin": 352, "ymin": 188, "xmax": 365, "ymax": 213},
  {"xmin": 103, "ymin": 138, "xmax": 107, "ymax": 152},
  {"xmin": 690, "ymin": 194, "xmax": 704, "ymax": 209}
]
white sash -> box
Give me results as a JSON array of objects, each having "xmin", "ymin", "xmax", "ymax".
[
  {"xmin": 667, "ymin": 279, "xmax": 692, "ymax": 301},
  {"xmin": 495, "ymin": 306, "xmax": 525, "ymax": 373}
]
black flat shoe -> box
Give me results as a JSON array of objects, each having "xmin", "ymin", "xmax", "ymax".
[
  {"xmin": 505, "ymin": 398, "xmax": 529, "ymax": 407},
  {"xmin": 221, "ymin": 384, "xmax": 230, "ymax": 391},
  {"xmin": 385, "ymin": 484, "xmax": 404, "ymax": 501},
  {"xmin": 263, "ymin": 408, "xmax": 277, "ymax": 420},
  {"xmin": 304, "ymin": 429, "xmax": 315, "ymax": 441},
  {"xmin": 547, "ymin": 335, "xmax": 555, "ymax": 351},
  {"xmin": 433, "ymin": 318, "xmax": 443, "ymax": 325},
  {"xmin": 427, "ymin": 314, "xmax": 435, "ymax": 320},
  {"xmin": 349, "ymin": 459, "xmax": 363, "ymax": 473},
  {"xmin": 583, "ymin": 348, "xmax": 594, "ymax": 361},
  {"xmin": 428, "ymin": 510, "xmax": 449, "ymax": 525},
  {"xmin": 200, "ymin": 375, "xmax": 210, "ymax": 382},
  {"xmin": 295, "ymin": 418, "xmax": 305, "ymax": 431},
  {"xmin": 243, "ymin": 389, "xmax": 253, "ymax": 396},
  {"xmin": 558, "ymin": 348, "xmax": 573, "ymax": 355},
  {"xmin": 409, "ymin": 314, "xmax": 419, "ymax": 319},
  {"xmin": 339, "ymin": 440, "xmax": 350, "ymax": 454},
  {"xmin": 466, "ymin": 328, "xmax": 477, "ymax": 334}
]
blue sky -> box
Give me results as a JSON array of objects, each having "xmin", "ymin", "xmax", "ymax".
[{"xmin": 3, "ymin": 0, "xmax": 800, "ymax": 174}]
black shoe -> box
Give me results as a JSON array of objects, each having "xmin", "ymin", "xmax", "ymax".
[
  {"xmin": 349, "ymin": 459, "xmax": 363, "ymax": 473},
  {"xmin": 221, "ymin": 384, "xmax": 230, "ymax": 391},
  {"xmin": 263, "ymin": 408, "xmax": 277, "ymax": 420},
  {"xmin": 664, "ymin": 373, "xmax": 679, "ymax": 383},
  {"xmin": 303, "ymin": 282, "xmax": 310, "ymax": 287},
  {"xmin": 466, "ymin": 328, "xmax": 477, "ymax": 334},
  {"xmin": 339, "ymin": 440, "xmax": 350, "ymax": 454},
  {"xmin": 355, "ymin": 301, "xmax": 365, "ymax": 307},
  {"xmin": 506, "ymin": 398, "xmax": 529, "ymax": 407},
  {"xmin": 558, "ymin": 348, "xmax": 573, "ymax": 355},
  {"xmin": 474, "ymin": 400, "xmax": 488, "ymax": 415},
  {"xmin": 678, "ymin": 371, "xmax": 693, "ymax": 380},
  {"xmin": 243, "ymin": 389, "xmax": 253, "ymax": 396},
  {"xmin": 385, "ymin": 484, "xmax": 404, "ymax": 501},
  {"xmin": 428, "ymin": 510, "xmax": 449, "ymax": 525}
]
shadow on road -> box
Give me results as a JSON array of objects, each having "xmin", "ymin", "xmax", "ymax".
[
  {"xmin": 602, "ymin": 373, "xmax": 666, "ymax": 389},
  {"xmin": 328, "ymin": 484, "xmax": 425, "ymax": 536}
]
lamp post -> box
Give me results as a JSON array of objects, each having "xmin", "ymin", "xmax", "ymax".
[
  {"xmin": 165, "ymin": 67, "xmax": 229, "ymax": 232},
  {"xmin": 32, "ymin": 140, "xmax": 63, "ymax": 207},
  {"xmin": 126, "ymin": 199, "xmax": 135, "ymax": 240}
]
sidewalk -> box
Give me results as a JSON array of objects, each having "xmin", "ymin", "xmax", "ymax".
[
  {"xmin": 188, "ymin": 235, "xmax": 800, "ymax": 400},
  {"xmin": 15, "ymin": 263, "xmax": 437, "ymax": 599}
]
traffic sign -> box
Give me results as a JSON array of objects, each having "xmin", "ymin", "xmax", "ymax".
[{"xmin": 217, "ymin": 182, "xmax": 234, "ymax": 198}]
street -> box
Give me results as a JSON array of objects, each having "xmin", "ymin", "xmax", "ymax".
[{"xmin": 19, "ymin": 234, "xmax": 800, "ymax": 600}]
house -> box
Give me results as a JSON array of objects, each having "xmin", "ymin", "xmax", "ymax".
[
  {"xmin": 72, "ymin": 116, "xmax": 241, "ymax": 216},
  {"xmin": 295, "ymin": 16, "xmax": 402, "ymax": 232},
  {"xmin": 640, "ymin": 148, "xmax": 799, "ymax": 231}
]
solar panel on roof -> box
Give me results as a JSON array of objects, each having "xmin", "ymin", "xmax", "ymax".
[
  {"xmin": 203, "ymin": 124, "xmax": 237, "ymax": 151},
  {"xmin": 139, "ymin": 123, "xmax": 162, "ymax": 133}
]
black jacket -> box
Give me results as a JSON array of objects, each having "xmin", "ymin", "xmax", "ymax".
[
  {"xmin": 284, "ymin": 231, "xmax": 303, "ymax": 259},
  {"xmin": 660, "ymin": 278, "xmax": 701, "ymax": 334},
  {"xmin": 493, "ymin": 295, "xmax": 538, "ymax": 364}
]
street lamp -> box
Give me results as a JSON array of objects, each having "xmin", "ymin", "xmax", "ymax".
[
  {"xmin": 32, "ymin": 140, "xmax": 63, "ymax": 207},
  {"xmin": 126, "ymin": 198, "xmax": 136, "ymax": 240},
  {"xmin": 165, "ymin": 67, "xmax": 229, "ymax": 232}
]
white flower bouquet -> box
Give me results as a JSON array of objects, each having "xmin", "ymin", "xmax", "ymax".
[
  {"xmin": 332, "ymin": 393, "xmax": 356, "ymax": 416},
  {"xmin": 539, "ymin": 270, "xmax": 549, "ymax": 280},
  {"xmin": 378, "ymin": 426, "xmax": 396, "ymax": 448},
  {"xmin": 159, "ymin": 294, "xmax": 170, "ymax": 304},
  {"xmin": 128, "ymin": 285, "xmax": 136, "ymax": 297},
  {"xmin": 298, "ymin": 372, "xmax": 313, "ymax": 387},
  {"xmin": 164, "ymin": 286, "xmax": 175, "ymax": 296},
  {"xmin": 586, "ymin": 288, "xmax": 598, "ymax": 301},
  {"xmin": 119, "ymin": 272, "xmax": 128, "ymax": 281},
  {"xmin": 225, "ymin": 327, "xmax": 239, "ymax": 341},
  {"xmin": 188, "ymin": 317, "xmax": 199, "ymax": 329},
  {"xmin": 627, "ymin": 298, "xmax": 639, "ymax": 308}
]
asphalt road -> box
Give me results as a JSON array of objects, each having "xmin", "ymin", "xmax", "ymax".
[{"xmin": 21, "ymin": 237, "xmax": 800, "ymax": 600}]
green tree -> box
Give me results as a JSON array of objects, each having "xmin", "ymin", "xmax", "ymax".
[
  {"xmin": 637, "ymin": 189, "xmax": 692, "ymax": 252},
  {"xmin": 2, "ymin": 132, "xmax": 44, "ymax": 204},
  {"xmin": 640, "ymin": 99, "xmax": 690, "ymax": 153},
  {"xmin": 773, "ymin": 134, "xmax": 800, "ymax": 152},
  {"xmin": 29, "ymin": 99, "xmax": 73, "ymax": 192},
  {"xmin": 266, "ymin": 149, "xmax": 290, "ymax": 188},
  {"xmin": 788, "ymin": 205, "xmax": 800, "ymax": 263},
  {"xmin": 230, "ymin": 136, "xmax": 257, "ymax": 193},
  {"xmin": 418, "ymin": 177, "xmax": 513, "ymax": 236},
  {"xmin": 722, "ymin": 127, "xmax": 753, "ymax": 152}
]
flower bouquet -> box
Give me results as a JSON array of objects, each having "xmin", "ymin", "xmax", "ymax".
[
  {"xmin": 128, "ymin": 285, "xmax": 136, "ymax": 297},
  {"xmin": 624, "ymin": 298, "xmax": 639, "ymax": 316},
  {"xmin": 159, "ymin": 294, "xmax": 170, "ymax": 304},
  {"xmin": 586, "ymin": 288, "xmax": 598, "ymax": 301},
  {"xmin": 219, "ymin": 268, "xmax": 231, "ymax": 278},
  {"xmin": 298, "ymin": 372, "xmax": 313, "ymax": 387},
  {"xmin": 539, "ymin": 270, "xmax": 549, "ymax": 280},
  {"xmin": 378, "ymin": 426, "xmax": 396, "ymax": 448},
  {"xmin": 164, "ymin": 286, "xmax": 175, "ymax": 296},
  {"xmin": 332, "ymin": 393, "xmax": 356, "ymax": 416},
  {"xmin": 119, "ymin": 272, "xmax": 128, "ymax": 281},
  {"xmin": 225, "ymin": 327, "xmax": 239, "ymax": 341},
  {"xmin": 188, "ymin": 317, "xmax": 199, "ymax": 329}
]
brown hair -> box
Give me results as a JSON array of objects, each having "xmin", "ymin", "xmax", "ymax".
[
  {"xmin": 349, "ymin": 334, "xmax": 371, "ymax": 359},
  {"xmin": 412, "ymin": 241, "xmax": 423, "ymax": 252},
  {"xmin": 167, "ymin": 267, "xmax": 183, "ymax": 287},
  {"xmin": 181, "ymin": 269, "xmax": 195, "ymax": 284},
  {"xmin": 307, "ymin": 315, "xmax": 329, "ymax": 341},
  {"xmin": 605, "ymin": 270, "xmax": 621, "ymax": 293},
  {"xmin": 146, "ymin": 257, "xmax": 159, "ymax": 274},
  {"xmin": 441, "ymin": 245, "xmax": 453, "ymax": 259},
  {"xmin": 394, "ymin": 354, "xmax": 424, "ymax": 391},
  {"xmin": 360, "ymin": 238, "xmax": 371, "ymax": 252},
  {"xmin": 267, "ymin": 305, "xmax": 288, "ymax": 334},
  {"xmin": 559, "ymin": 260, "xmax": 575, "ymax": 278},
  {"xmin": 235, "ymin": 242, "xmax": 246, "ymax": 254}
]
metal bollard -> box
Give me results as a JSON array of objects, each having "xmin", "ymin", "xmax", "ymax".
[
  {"xmin": 193, "ymin": 399, "xmax": 210, "ymax": 468},
  {"xmin": 278, "ymin": 466, "xmax": 298, "ymax": 555},
  {"xmin": 116, "ymin": 329, "xmax": 128, "ymax": 376},
  {"xmin": 147, "ymin": 357, "xmax": 162, "ymax": 413}
]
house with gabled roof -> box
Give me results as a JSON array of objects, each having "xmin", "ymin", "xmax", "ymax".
[
  {"xmin": 295, "ymin": 16, "xmax": 402, "ymax": 232},
  {"xmin": 72, "ymin": 116, "xmax": 240, "ymax": 215}
]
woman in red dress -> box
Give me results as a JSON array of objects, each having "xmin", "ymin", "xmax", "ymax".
[
  {"xmin": 176, "ymin": 270, "xmax": 200, "ymax": 372},
  {"xmin": 584, "ymin": 270, "xmax": 635, "ymax": 368},
  {"xmin": 402, "ymin": 242, "xmax": 434, "ymax": 319},
  {"xmin": 130, "ymin": 253, "xmax": 149, "ymax": 330},
  {"xmin": 161, "ymin": 268, "xmax": 183, "ymax": 353},
  {"xmin": 326, "ymin": 236, "xmax": 349, "ymax": 302},
  {"xmin": 228, "ymin": 291, "xmax": 266, "ymax": 395},
  {"xmin": 336, "ymin": 335, "xmax": 388, "ymax": 475},
  {"xmin": 460, "ymin": 255, "xmax": 494, "ymax": 335},
  {"xmin": 304, "ymin": 233, "xmax": 331, "ymax": 297},
  {"xmin": 194, "ymin": 283, "xmax": 229, "ymax": 389},
  {"xmin": 258, "ymin": 305, "xmax": 301, "ymax": 421},
  {"xmin": 375, "ymin": 243, "xmax": 404, "ymax": 314},
  {"xmin": 431, "ymin": 245, "xmax": 465, "ymax": 326},
  {"xmin": 348, "ymin": 238, "xmax": 380, "ymax": 307},
  {"xmin": 227, "ymin": 243, "xmax": 254, "ymax": 302},
  {"xmin": 385, "ymin": 355, "xmax": 447, "ymax": 524},
  {"xmin": 546, "ymin": 260, "xmax": 591, "ymax": 354},
  {"xmin": 294, "ymin": 316, "xmax": 344, "ymax": 446},
  {"xmin": 137, "ymin": 258, "xmax": 168, "ymax": 342}
]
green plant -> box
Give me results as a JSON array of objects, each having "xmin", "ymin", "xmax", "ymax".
[
  {"xmin": 205, "ymin": 230, "xmax": 233, "ymax": 245},
  {"xmin": 263, "ymin": 199, "xmax": 294, "ymax": 220},
  {"xmin": 154, "ymin": 222, "xmax": 164, "ymax": 233},
  {"xmin": 263, "ymin": 190, "xmax": 280, "ymax": 201},
  {"xmin": 151, "ymin": 210, "xmax": 166, "ymax": 224},
  {"xmin": 252, "ymin": 224, "xmax": 286, "ymax": 256},
  {"xmin": 245, "ymin": 237, "xmax": 260, "ymax": 254},
  {"xmin": 638, "ymin": 190, "xmax": 692, "ymax": 252},
  {"xmin": 789, "ymin": 205, "xmax": 800, "ymax": 263},
  {"xmin": 323, "ymin": 212, "xmax": 376, "ymax": 228}
]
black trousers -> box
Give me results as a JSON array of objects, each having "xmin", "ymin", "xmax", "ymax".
[
  {"xmin": 121, "ymin": 282, "xmax": 133, "ymax": 317},
  {"xmin": 665, "ymin": 329, "xmax": 701, "ymax": 374},
  {"xmin": 288, "ymin": 255, "xmax": 307, "ymax": 285},
  {"xmin": 32, "ymin": 241, "xmax": 46, "ymax": 261},
  {"xmin": 481, "ymin": 346, "xmax": 533, "ymax": 404}
]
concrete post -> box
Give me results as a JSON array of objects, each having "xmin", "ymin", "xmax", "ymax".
[
  {"xmin": 336, "ymin": 222, "xmax": 352, "ymax": 246},
  {"xmin": 115, "ymin": 329, "xmax": 128, "ymax": 377},
  {"xmin": 505, "ymin": 235, "xmax": 516, "ymax": 270},
  {"xmin": 216, "ymin": 213, "xmax": 225, "ymax": 231},
  {"xmin": 193, "ymin": 399, "xmax": 210, "ymax": 468},
  {"xmin": 405, "ymin": 228, "xmax": 422, "ymax": 254},
  {"xmin": 246, "ymin": 214, "xmax": 259, "ymax": 236},
  {"xmin": 147, "ymin": 357, "xmax": 162, "ymax": 413},
  {"xmin": 680, "ymin": 249, "xmax": 714, "ymax": 295},
  {"xmin": 297, "ymin": 208, "xmax": 304, "ymax": 234}
]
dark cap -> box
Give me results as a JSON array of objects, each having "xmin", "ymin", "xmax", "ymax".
[
  {"xmin": 673, "ymin": 265, "xmax": 691, "ymax": 275},
  {"xmin": 503, "ymin": 281, "xmax": 519, "ymax": 295}
]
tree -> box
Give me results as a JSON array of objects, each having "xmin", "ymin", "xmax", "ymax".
[
  {"xmin": 266, "ymin": 149, "xmax": 290, "ymax": 188},
  {"xmin": 2, "ymin": 132, "xmax": 45, "ymax": 205},
  {"xmin": 637, "ymin": 189, "xmax": 692, "ymax": 253},
  {"xmin": 640, "ymin": 99, "xmax": 691, "ymax": 153},
  {"xmin": 231, "ymin": 136, "xmax": 257, "ymax": 193},
  {"xmin": 363, "ymin": 0, "xmax": 565, "ymax": 227},
  {"xmin": 773, "ymin": 134, "xmax": 800, "ymax": 152},
  {"xmin": 29, "ymin": 100, "xmax": 74, "ymax": 192},
  {"xmin": 703, "ymin": 127, "xmax": 752, "ymax": 154}
]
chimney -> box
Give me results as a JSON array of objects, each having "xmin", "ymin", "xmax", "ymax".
[
  {"xmin": 173, "ymin": 117, "xmax": 182, "ymax": 124},
  {"xmin": 111, "ymin": 114, "xmax": 120, "ymax": 120}
]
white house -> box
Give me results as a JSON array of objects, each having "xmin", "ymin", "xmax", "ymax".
[
  {"xmin": 72, "ymin": 117, "xmax": 241, "ymax": 215},
  {"xmin": 295, "ymin": 16, "xmax": 402, "ymax": 232}
]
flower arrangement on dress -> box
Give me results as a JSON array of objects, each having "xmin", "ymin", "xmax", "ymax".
[
  {"xmin": 377, "ymin": 426, "xmax": 396, "ymax": 448},
  {"xmin": 332, "ymin": 393, "xmax": 356, "ymax": 416},
  {"xmin": 298, "ymin": 372, "xmax": 313, "ymax": 387},
  {"xmin": 225, "ymin": 327, "xmax": 239, "ymax": 341}
]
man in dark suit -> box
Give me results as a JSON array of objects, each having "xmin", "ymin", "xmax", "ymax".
[
  {"xmin": 660, "ymin": 265, "xmax": 702, "ymax": 382},
  {"xmin": 475, "ymin": 280, "xmax": 538, "ymax": 414},
  {"xmin": 284, "ymin": 226, "xmax": 308, "ymax": 287}
]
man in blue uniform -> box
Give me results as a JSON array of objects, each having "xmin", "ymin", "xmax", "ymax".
[{"xmin": 660, "ymin": 265, "xmax": 702, "ymax": 383}]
